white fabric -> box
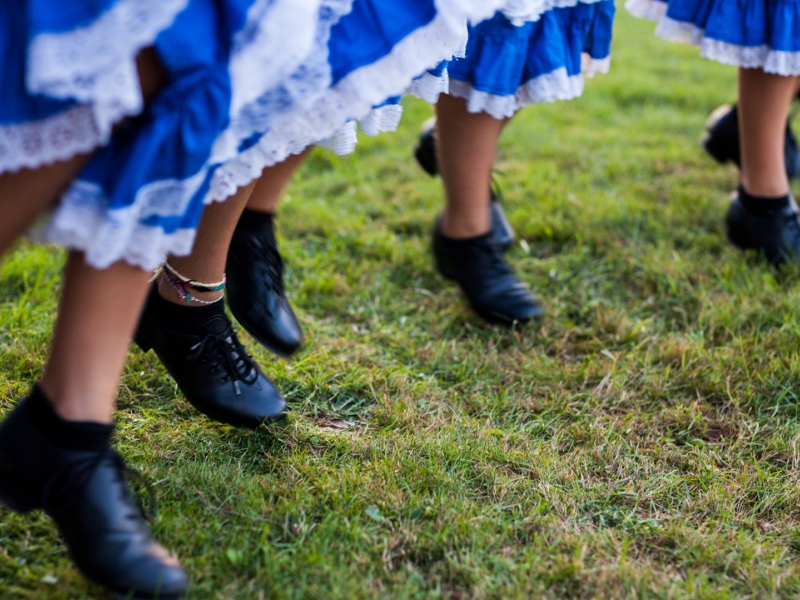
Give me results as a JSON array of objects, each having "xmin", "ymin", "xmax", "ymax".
[
  {"xmin": 449, "ymin": 54, "xmax": 610, "ymax": 119},
  {"xmin": 406, "ymin": 69, "xmax": 451, "ymax": 103},
  {"xmin": 0, "ymin": 105, "xmax": 102, "ymax": 174}
]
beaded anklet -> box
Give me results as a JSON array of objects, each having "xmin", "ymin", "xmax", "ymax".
[{"xmin": 155, "ymin": 262, "xmax": 226, "ymax": 305}]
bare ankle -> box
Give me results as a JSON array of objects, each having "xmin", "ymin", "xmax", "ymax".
[{"xmin": 440, "ymin": 212, "xmax": 491, "ymax": 239}]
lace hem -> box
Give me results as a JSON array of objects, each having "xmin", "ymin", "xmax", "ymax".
[
  {"xmin": 0, "ymin": 105, "xmax": 103, "ymax": 174},
  {"xmin": 207, "ymin": 0, "xmax": 482, "ymax": 204},
  {"xmin": 449, "ymin": 54, "xmax": 610, "ymax": 118},
  {"xmin": 41, "ymin": 173, "xmax": 205, "ymax": 270},
  {"xmin": 503, "ymin": 0, "xmax": 605, "ymax": 25},
  {"xmin": 210, "ymin": 0, "xmax": 352, "ymax": 166},
  {"xmin": 624, "ymin": 0, "xmax": 667, "ymax": 22},
  {"xmin": 628, "ymin": 1, "xmax": 800, "ymax": 76},
  {"xmin": 28, "ymin": 0, "xmax": 190, "ymax": 141},
  {"xmin": 227, "ymin": 0, "xmax": 327, "ymax": 118},
  {"xmin": 407, "ymin": 69, "xmax": 451, "ymax": 104}
]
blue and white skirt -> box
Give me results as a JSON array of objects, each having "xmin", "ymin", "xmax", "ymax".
[
  {"xmin": 3, "ymin": 0, "xmax": 502, "ymax": 270},
  {"xmin": 443, "ymin": 2, "xmax": 616, "ymax": 120},
  {"xmin": 627, "ymin": 0, "xmax": 800, "ymax": 76}
]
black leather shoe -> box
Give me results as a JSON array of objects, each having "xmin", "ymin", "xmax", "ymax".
[
  {"xmin": 0, "ymin": 394, "xmax": 188, "ymax": 599},
  {"xmin": 703, "ymin": 103, "xmax": 800, "ymax": 179},
  {"xmin": 135, "ymin": 290, "xmax": 287, "ymax": 428},
  {"xmin": 432, "ymin": 221, "xmax": 544, "ymax": 325},
  {"xmin": 227, "ymin": 209, "xmax": 303, "ymax": 358},
  {"xmin": 726, "ymin": 192, "xmax": 800, "ymax": 266},
  {"xmin": 414, "ymin": 118, "xmax": 516, "ymax": 251}
]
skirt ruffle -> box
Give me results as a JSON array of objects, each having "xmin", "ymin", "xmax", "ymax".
[
  {"xmin": 29, "ymin": 0, "xmax": 495, "ymax": 269},
  {"xmin": 206, "ymin": 0, "xmax": 503, "ymax": 204},
  {"xmin": 447, "ymin": 3, "xmax": 615, "ymax": 119},
  {"xmin": 0, "ymin": 0, "xmax": 190, "ymax": 173},
  {"xmin": 626, "ymin": 0, "xmax": 800, "ymax": 75},
  {"xmin": 30, "ymin": 0, "xmax": 325, "ymax": 269}
]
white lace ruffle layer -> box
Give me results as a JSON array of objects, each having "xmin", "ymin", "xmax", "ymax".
[
  {"xmin": 449, "ymin": 54, "xmax": 610, "ymax": 119},
  {"xmin": 502, "ymin": 0, "xmax": 605, "ymax": 25},
  {"xmin": 2, "ymin": 0, "xmax": 189, "ymax": 174},
  {"xmin": 626, "ymin": 0, "xmax": 800, "ymax": 76},
  {"xmin": 206, "ymin": 0, "xmax": 496, "ymax": 205},
  {"xmin": 0, "ymin": 105, "xmax": 102, "ymax": 174}
]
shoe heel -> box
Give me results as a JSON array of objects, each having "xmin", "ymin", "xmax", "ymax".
[
  {"xmin": 134, "ymin": 330, "xmax": 152, "ymax": 353},
  {"xmin": 0, "ymin": 475, "xmax": 40, "ymax": 513}
]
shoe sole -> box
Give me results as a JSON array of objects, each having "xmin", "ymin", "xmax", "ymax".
[
  {"xmin": 134, "ymin": 331, "xmax": 287, "ymax": 429},
  {"xmin": 436, "ymin": 270, "xmax": 546, "ymax": 326}
]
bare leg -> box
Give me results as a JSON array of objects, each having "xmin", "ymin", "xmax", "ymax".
[
  {"xmin": 738, "ymin": 67, "xmax": 800, "ymax": 197},
  {"xmin": 436, "ymin": 94, "xmax": 507, "ymax": 239},
  {"xmin": 0, "ymin": 47, "xmax": 168, "ymax": 423},
  {"xmin": 0, "ymin": 156, "xmax": 93, "ymax": 255},
  {"xmin": 246, "ymin": 149, "xmax": 312, "ymax": 214},
  {"xmin": 157, "ymin": 182, "xmax": 257, "ymax": 304},
  {"xmin": 39, "ymin": 254, "xmax": 150, "ymax": 423}
]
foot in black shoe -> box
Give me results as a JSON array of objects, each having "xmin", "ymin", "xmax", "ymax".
[
  {"xmin": 413, "ymin": 118, "xmax": 516, "ymax": 251},
  {"xmin": 703, "ymin": 103, "xmax": 800, "ymax": 179},
  {"xmin": 0, "ymin": 387, "xmax": 188, "ymax": 599},
  {"xmin": 432, "ymin": 222, "xmax": 544, "ymax": 324},
  {"xmin": 135, "ymin": 288, "xmax": 287, "ymax": 428},
  {"xmin": 227, "ymin": 209, "xmax": 303, "ymax": 358},
  {"xmin": 726, "ymin": 187, "xmax": 800, "ymax": 265}
]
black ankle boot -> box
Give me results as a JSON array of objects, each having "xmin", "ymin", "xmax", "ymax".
[
  {"xmin": 726, "ymin": 191, "xmax": 800, "ymax": 265},
  {"xmin": 135, "ymin": 288, "xmax": 287, "ymax": 428},
  {"xmin": 227, "ymin": 209, "xmax": 303, "ymax": 358},
  {"xmin": 0, "ymin": 388, "xmax": 188, "ymax": 599},
  {"xmin": 703, "ymin": 103, "xmax": 800, "ymax": 179},
  {"xmin": 413, "ymin": 118, "xmax": 516, "ymax": 251},
  {"xmin": 432, "ymin": 221, "xmax": 544, "ymax": 325}
]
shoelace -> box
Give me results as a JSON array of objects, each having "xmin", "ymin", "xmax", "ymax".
[
  {"xmin": 250, "ymin": 234, "xmax": 285, "ymax": 294},
  {"xmin": 42, "ymin": 448, "xmax": 157, "ymax": 521},
  {"xmin": 187, "ymin": 325, "xmax": 259, "ymax": 395}
]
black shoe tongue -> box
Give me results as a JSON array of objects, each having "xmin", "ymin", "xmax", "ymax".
[{"xmin": 191, "ymin": 314, "xmax": 230, "ymax": 336}]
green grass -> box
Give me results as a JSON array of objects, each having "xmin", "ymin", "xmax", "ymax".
[{"xmin": 3, "ymin": 10, "xmax": 800, "ymax": 599}]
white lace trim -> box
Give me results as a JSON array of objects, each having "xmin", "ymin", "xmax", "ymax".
[
  {"xmin": 624, "ymin": 0, "xmax": 667, "ymax": 22},
  {"xmin": 210, "ymin": 0, "xmax": 353, "ymax": 168},
  {"xmin": 360, "ymin": 104, "xmax": 405, "ymax": 137},
  {"xmin": 502, "ymin": 0, "xmax": 605, "ymax": 26},
  {"xmin": 0, "ymin": 105, "xmax": 102, "ymax": 174},
  {"xmin": 407, "ymin": 69, "xmax": 451, "ymax": 104},
  {"xmin": 207, "ymin": 0, "xmax": 481, "ymax": 204},
  {"xmin": 449, "ymin": 54, "xmax": 610, "ymax": 119},
  {"xmin": 227, "ymin": 0, "xmax": 326, "ymax": 121},
  {"xmin": 27, "ymin": 0, "xmax": 190, "ymax": 142},
  {"xmin": 628, "ymin": 0, "xmax": 800, "ymax": 76},
  {"xmin": 40, "ymin": 177, "xmax": 203, "ymax": 270},
  {"xmin": 318, "ymin": 121, "xmax": 359, "ymax": 155}
]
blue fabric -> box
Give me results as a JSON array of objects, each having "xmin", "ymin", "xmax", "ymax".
[
  {"xmin": 664, "ymin": 0, "xmax": 800, "ymax": 52},
  {"xmin": 0, "ymin": 1, "xmax": 78, "ymax": 124},
  {"xmin": 448, "ymin": 3, "xmax": 616, "ymax": 97},
  {"xmin": 77, "ymin": 0, "xmax": 238, "ymax": 232},
  {"xmin": 328, "ymin": 0, "xmax": 438, "ymax": 84}
]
